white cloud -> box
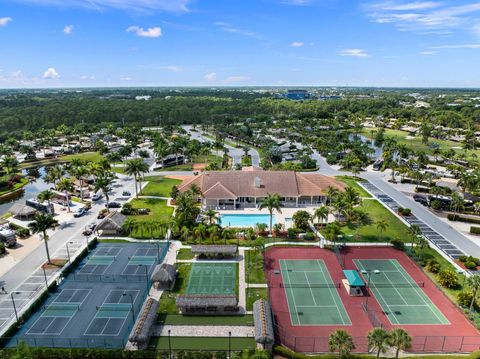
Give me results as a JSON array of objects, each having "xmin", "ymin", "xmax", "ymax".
[
  {"xmin": 290, "ymin": 41, "xmax": 304, "ymax": 47},
  {"xmin": 420, "ymin": 50, "xmax": 437, "ymax": 55},
  {"xmin": 160, "ymin": 65, "xmax": 183, "ymax": 72},
  {"xmin": 339, "ymin": 48, "xmax": 370, "ymax": 58},
  {"xmin": 204, "ymin": 72, "xmax": 217, "ymax": 82},
  {"xmin": 80, "ymin": 75, "xmax": 95, "ymax": 80},
  {"xmin": 224, "ymin": 76, "xmax": 250, "ymax": 83},
  {"xmin": 120, "ymin": 75, "xmax": 131, "ymax": 81},
  {"xmin": 42, "ymin": 67, "xmax": 59, "ymax": 79},
  {"xmin": 127, "ymin": 26, "xmax": 162, "ymax": 38},
  {"xmin": 214, "ymin": 22, "xmax": 262, "ymax": 40},
  {"xmin": 63, "ymin": 24, "xmax": 73, "ymax": 35},
  {"xmin": 281, "ymin": 0, "xmax": 313, "ymax": 5},
  {"xmin": 11, "ymin": 0, "xmax": 190, "ymax": 13},
  {"xmin": 364, "ymin": 1, "xmax": 480, "ymax": 34},
  {"xmin": 431, "ymin": 43, "xmax": 480, "ymax": 49},
  {"xmin": 0, "ymin": 17, "xmax": 12, "ymax": 26},
  {"xmin": 11, "ymin": 70, "xmax": 23, "ymax": 78}
]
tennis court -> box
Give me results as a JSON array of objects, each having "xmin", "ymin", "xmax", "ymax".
[
  {"xmin": 280, "ymin": 259, "xmax": 351, "ymax": 326},
  {"xmin": 354, "ymin": 259, "xmax": 449, "ymax": 325},
  {"xmin": 8, "ymin": 242, "xmax": 168, "ymax": 348},
  {"xmin": 186, "ymin": 263, "xmax": 236, "ymax": 295}
]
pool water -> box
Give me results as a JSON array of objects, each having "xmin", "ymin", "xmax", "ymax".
[{"xmin": 219, "ymin": 214, "xmax": 276, "ymax": 228}]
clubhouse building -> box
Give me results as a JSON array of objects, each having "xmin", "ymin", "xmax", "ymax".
[{"xmin": 178, "ymin": 166, "xmax": 345, "ymax": 210}]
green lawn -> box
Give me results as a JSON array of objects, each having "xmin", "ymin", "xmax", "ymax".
[
  {"xmin": 176, "ymin": 248, "xmax": 194, "ymax": 260},
  {"xmin": 156, "ymin": 164, "xmax": 193, "ymax": 171},
  {"xmin": 158, "ymin": 263, "xmax": 191, "ymax": 314},
  {"xmin": 337, "ymin": 199, "xmax": 411, "ymax": 242},
  {"xmin": 363, "ymin": 128, "xmax": 480, "ymax": 161},
  {"xmin": 127, "ymin": 198, "xmax": 174, "ymax": 238},
  {"xmin": 0, "ymin": 176, "xmax": 29, "ymax": 197},
  {"xmin": 157, "ymin": 314, "xmax": 254, "ymax": 326},
  {"xmin": 142, "ymin": 176, "xmax": 182, "ymax": 197},
  {"xmin": 245, "ymin": 250, "xmax": 266, "ymax": 284},
  {"xmin": 336, "ymin": 176, "xmax": 372, "ymax": 198},
  {"xmin": 246, "ymin": 288, "xmax": 268, "ymax": 311},
  {"xmin": 63, "ymin": 151, "xmax": 104, "ymax": 163},
  {"xmin": 150, "ymin": 336, "xmax": 256, "ymax": 351}
]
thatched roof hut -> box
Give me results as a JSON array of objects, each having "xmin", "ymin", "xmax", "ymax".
[
  {"xmin": 253, "ymin": 299, "xmax": 274, "ymax": 350},
  {"xmin": 176, "ymin": 294, "xmax": 238, "ymax": 314},
  {"xmin": 96, "ymin": 211, "xmax": 126, "ymax": 235},
  {"xmin": 128, "ymin": 297, "xmax": 159, "ymax": 349},
  {"xmin": 191, "ymin": 245, "xmax": 238, "ymax": 258},
  {"xmin": 151, "ymin": 263, "xmax": 177, "ymax": 290},
  {"xmin": 9, "ymin": 203, "xmax": 37, "ymax": 219}
]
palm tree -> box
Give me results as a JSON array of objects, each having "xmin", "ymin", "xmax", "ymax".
[
  {"xmin": 466, "ymin": 274, "xmax": 480, "ymax": 313},
  {"xmin": 389, "ymin": 328, "xmax": 412, "ymax": 359},
  {"xmin": 37, "ymin": 190, "xmax": 55, "ymax": 214},
  {"xmin": 450, "ymin": 192, "xmax": 464, "ymax": 214},
  {"xmin": 94, "ymin": 176, "xmax": 114, "ymax": 212},
  {"xmin": 367, "ymin": 327, "xmax": 390, "ymax": 359},
  {"xmin": 376, "ymin": 220, "xmax": 388, "ymax": 241},
  {"xmin": 125, "ymin": 158, "xmax": 149, "ymax": 198},
  {"xmin": 259, "ymin": 193, "xmax": 282, "ymax": 235},
  {"xmin": 203, "ymin": 209, "xmax": 219, "ymax": 225},
  {"xmin": 1, "ymin": 156, "xmax": 19, "ymax": 176},
  {"xmin": 70, "ymin": 165, "xmax": 89, "ymax": 200},
  {"xmin": 313, "ymin": 206, "xmax": 328, "ymax": 226},
  {"xmin": 328, "ymin": 329, "xmax": 355, "ymax": 358},
  {"xmin": 408, "ymin": 224, "xmax": 421, "ymax": 251},
  {"xmin": 28, "ymin": 213, "xmax": 58, "ymax": 264},
  {"xmin": 324, "ymin": 222, "xmax": 341, "ymax": 246},
  {"xmin": 56, "ymin": 178, "xmax": 74, "ymax": 212}
]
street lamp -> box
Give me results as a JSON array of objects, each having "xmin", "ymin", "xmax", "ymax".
[
  {"xmin": 122, "ymin": 292, "xmax": 135, "ymax": 321},
  {"xmin": 11, "ymin": 291, "xmax": 21, "ymax": 322},
  {"xmin": 66, "ymin": 241, "xmax": 74, "ymax": 263},
  {"xmin": 84, "ymin": 230, "xmax": 90, "ymax": 253},
  {"xmin": 361, "ymin": 269, "xmax": 380, "ymax": 311},
  {"xmin": 42, "ymin": 266, "xmax": 49, "ymax": 291},
  {"xmin": 228, "ymin": 331, "xmax": 232, "ymax": 359}
]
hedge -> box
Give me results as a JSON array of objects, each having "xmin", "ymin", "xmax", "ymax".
[
  {"xmin": 448, "ymin": 214, "xmax": 480, "ymax": 225},
  {"xmin": 471, "ymin": 227, "xmax": 480, "ymax": 235}
]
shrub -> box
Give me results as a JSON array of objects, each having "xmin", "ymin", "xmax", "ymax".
[
  {"xmin": 465, "ymin": 261, "xmax": 479, "ymax": 270},
  {"xmin": 304, "ymin": 232, "xmax": 315, "ymax": 241},
  {"xmin": 466, "ymin": 256, "xmax": 480, "ymax": 266},
  {"xmin": 287, "ymin": 228, "xmax": 297, "ymax": 239},
  {"xmin": 397, "ymin": 207, "xmax": 412, "ymax": 216},
  {"xmin": 448, "ymin": 214, "xmax": 480, "ymax": 225},
  {"xmin": 0, "ymin": 242, "xmax": 5, "ymax": 255},
  {"xmin": 437, "ymin": 269, "xmax": 460, "ymax": 289},
  {"xmin": 431, "ymin": 199, "xmax": 442, "ymax": 210},
  {"xmin": 459, "ymin": 255, "xmax": 468, "ymax": 263},
  {"xmin": 8, "ymin": 222, "xmax": 30, "ymax": 237},
  {"xmin": 471, "ymin": 227, "xmax": 480, "ymax": 235},
  {"xmin": 426, "ymin": 259, "xmax": 441, "ymax": 274},
  {"xmin": 390, "ymin": 239, "xmax": 405, "ymax": 251}
]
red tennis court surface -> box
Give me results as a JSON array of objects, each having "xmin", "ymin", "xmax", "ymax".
[{"xmin": 265, "ymin": 246, "xmax": 480, "ymax": 353}]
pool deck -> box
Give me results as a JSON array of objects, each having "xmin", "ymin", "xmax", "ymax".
[{"xmin": 218, "ymin": 207, "xmax": 336, "ymax": 228}]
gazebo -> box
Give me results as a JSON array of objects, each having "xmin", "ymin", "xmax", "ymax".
[
  {"xmin": 176, "ymin": 294, "xmax": 239, "ymax": 315},
  {"xmin": 128, "ymin": 298, "xmax": 159, "ymax": 349},
  {"xmin": 253, "ymin": 299, "xmax": 275, "ymax": 351},
  {"xmin": 95, "ymin": 211, "xmax": 127, "ymax": 236},
  {"xmin": 191, "ymin": 245, "xmax": 238, "ymax": 258},
  {"xmin": 342, "ymin": 270, "xmax": 365, "ymax": 297},
  {"xmin": 151, "ymin": 263, "xmax": 177, "ymax": 290},
  {"xmin": 9, "ymin": 203, "xmax": 38, "ymax": 220}
]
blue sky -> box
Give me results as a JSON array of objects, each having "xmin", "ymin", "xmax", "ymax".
[{"xmin": 1, "ymin": 0, "xmax": 480, "ymax": 88}]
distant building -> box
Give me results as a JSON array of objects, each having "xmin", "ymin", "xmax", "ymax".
[{"xmin": 286, "ymin": 89, "xmax": 310, "ymax": 100}]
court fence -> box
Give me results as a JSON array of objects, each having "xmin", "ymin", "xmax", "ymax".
[
  {"xmin": 64, "ymin": 273, "xmax": 150, "ymax": 283},
  {"xmin": 275, "ymin": 324, "xmax": 480, "ymax": 353}
]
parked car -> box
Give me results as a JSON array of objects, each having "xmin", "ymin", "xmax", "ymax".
[
  {"xmin": 82, "ymin": 223, "xmax": 97, "ymax": 236},
  {"xmin": 97, "ymin": 209, "xmax": 108, "ymax": 219},
  {"xmin": 413, "ymin": 195, "xmax": 429, "ymax": 206},
  {"xmin": 91, "ymin": 193, "xmax": 103, "ymax": 201},
  {"xmin": 122, "ymin": 190, "xmax": 131, "ymax": 196},
  {"xmin": 73, "ymin": 207, "xmax": 87, "ymax": 218},
  {"xmin": 106, "ymin": 202, "xmax": 121, "ymax": 209}
]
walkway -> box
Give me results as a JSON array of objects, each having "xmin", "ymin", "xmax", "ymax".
[{"xmin": 152, "ymin": 324, "xmax": 254, "ymax": 337}]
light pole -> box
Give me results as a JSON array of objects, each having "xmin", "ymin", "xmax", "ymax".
[
  {"xmin": 84, "ymin": 231, "xmax": 90, "ymax": 253},
  {"xmin": 228, "ymin": 331, "xmax": 232, "ymax": 359},
  {"xmin": 168, "ymin": 329, "xmax": 172, "ymax": 359},
  {"xmin": 42, "ymin": 266, "xmax": 49, "ymax": 291},
  {"xmin": 122, "ymin": 292, "xmax": 135, "ymax": 321},
  {"xmin": 361, "ymin": 269, "xmax": 380, "ymax": 311},
  {"xmin": 66, "ymin": 241, "xmax": 74, "ymax": 264},
  {"xmin": 11, "ymin": 292, "xmax": 21, "ymax": 322}
]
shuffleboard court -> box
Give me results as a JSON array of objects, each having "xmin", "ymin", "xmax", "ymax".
[
  {"xmin": 186, "ymin": 263, "xmax": 236, "ymax": 295},
  {"xmin": 354, "ymin": 259, "xmax": 449, "ymax": 325},
  {"xmin": 280, "ymin": 259, "xmax": 351, "ymax": 326}
]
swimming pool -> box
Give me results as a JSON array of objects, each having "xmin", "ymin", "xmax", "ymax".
[{"xmin": 218, "ymin": 214, "xmax": 276, "ymax": 228}]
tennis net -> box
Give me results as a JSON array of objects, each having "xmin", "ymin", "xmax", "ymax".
[
  {"xmin": 43, "ymin": 303, "xmax": 80, "ymax": 313},
  {"xmin": 369, "ymin": 282, "xmax": 425, "ymax": 288},
  {"xmin": 279, "ymin": 283, "xmax": 342, "ymax": 288},
  {"xmin": 96, "ymin": 304, "xmax": 131, "ymax": 312}
]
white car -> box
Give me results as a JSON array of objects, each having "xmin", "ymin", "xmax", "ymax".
[
  {"xmin": 73, "ymin": 207, "xmax": 86, "ymax": 218},
  {"xmin": 91, "ymin": 193, "xmax": 103, "ymax": 201}
]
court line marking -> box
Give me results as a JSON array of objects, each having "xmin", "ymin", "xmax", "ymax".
[
  {"xmin": 391, "ymin": 260, "xmax": 449, "ymax": 324},
  {"xmin": 316, "ymin": 260, "xmax": 348, "ymax": 325},
  {"xmin": 281, "ymin": 260, "xmax": 300, "ymax": 325}
]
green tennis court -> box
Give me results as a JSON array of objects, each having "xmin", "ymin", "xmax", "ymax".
[
  {"xmin": 88, "ymin": 256, "xmax": 116, "ymax": 265},
  {"xmin": 354, "ymin": 259, "xmax": 449, "ymax": 325},
  {"xmin": 128, "ymin": 256, "xmax": 157, "ymax": 265},
  {"xmin": 280, "ymin": 259, "xmax": 351, "ymax": 326},
  {"xmin": 186, "ymin": 263, "xmax": 236, "ymax": 295}
]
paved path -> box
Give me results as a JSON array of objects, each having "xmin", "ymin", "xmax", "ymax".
[
  {"xmin": 152, "ymin": 325, "xmax": 254, "ymax": 337},
  {"xmin": 238, "ymin": 248, "xmax": 247, "ymax": 312}
]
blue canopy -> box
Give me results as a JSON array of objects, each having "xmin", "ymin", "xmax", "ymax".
[{"xmin": 343, "ymin": 270, "xmax": 365, "ymax": 287}]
